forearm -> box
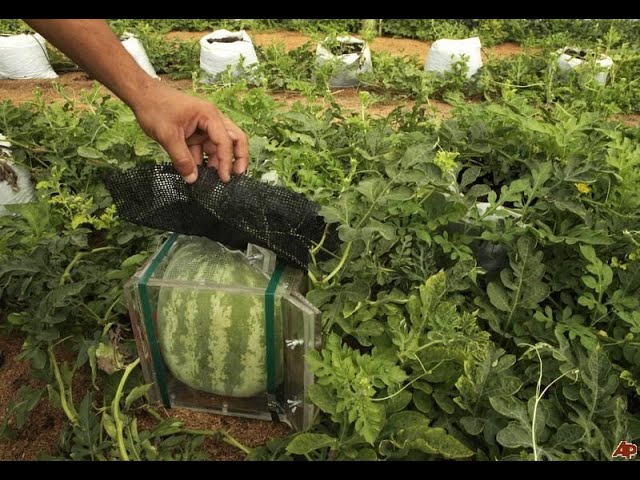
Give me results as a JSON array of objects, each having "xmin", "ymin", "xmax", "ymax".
[{"xmin": 24, "ymin": 19, "xmax": 156, "ymax": 111}]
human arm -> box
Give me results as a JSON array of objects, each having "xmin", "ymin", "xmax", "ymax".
[{"xmin": 24, "ymin": 19, "xmax": 249, "ymax": 183}]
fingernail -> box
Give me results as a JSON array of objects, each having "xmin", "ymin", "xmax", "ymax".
[{"xmin": 184, "ymin": 171, "xmax": 197, "ymax": 184}]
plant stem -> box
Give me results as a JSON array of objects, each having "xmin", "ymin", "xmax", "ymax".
[
  {"xmin": 221, "ymin": 430, "xmax": 252, "ymax": 455},
  {"xmin": 112, "ymin": 357, "xmax": 141, "ymax": 461},
  {"xmin": 60, "ymin": 246, "xmax": 117, "ymax": 286},
  {"xmin": 530, "ymin": 346, "xmax": 579, "ymax": 461},
  {"xmin": 321, "ymin": 241, "xmax": 352, "ymax": 285},
  {"xmin": 48, "ymin": 344, "xmax": 80, "ymax": 427}
]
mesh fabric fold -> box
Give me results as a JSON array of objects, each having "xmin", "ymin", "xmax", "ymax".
[{"xmin": 104, "ymin": 165, "xmax": 340, "ymax": 270}]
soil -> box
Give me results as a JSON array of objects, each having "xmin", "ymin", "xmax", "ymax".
[
  {"xmin": 0, "ymin": 72, "xmax": 452, "ymax": 120},
  {"xmin": 0, "ymin": 334, "xmax": 68, "ymax": 460},
  {"xmin": 269, "ymin": 88, "xmax": 453, "ymax": 120},
  {"xmin": 0, "ymin": 72, "xmax": 191, "ymax": 106},
  {"xmin": 0, "ymin": 333, "xmax": 290, "ymax": 461},
  {"xmin": 137, "ymin": 407, "xmax": 291, "ymax": 461},
  {"xmin": 613, "ymin": 113, "xmax": 640, "ymax": 128}
]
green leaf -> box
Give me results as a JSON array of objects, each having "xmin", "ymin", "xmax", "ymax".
[
  {"xmin": 121, "ymin": 253, "xmax": 149, "ymax": 269},
  {"xmin": 356, "ymin": 448, "xmax": 378, "ymax": 461},
  {"xmin": 420, "ymin": 269, "xmax": 446, "ymax": 317},
  {"xmin": 305, "ymin": 287, "xmax": 335, "ymax": 308},
  {"xmin": 384, "ymin": 389, "xmax": 412, "ymax": 414},
  {"xmin": 354, "ymin": 320, "xmax": 385, "ymax": 338},
  {"xmin": 507, "ymin": 178, "xmax": 531, "ymax": 195},
  {"xmin": 465, "ymin": 184, "xmax": 493, "ymax": 200},
  {"xmin": 460, "ymin": 166, "xmax": 481, "ymax": 189},
  {"xmin": 40, "ymin": 282, "xmax": 88, "ymax": 313},
  {"xmin": 413, "ymin": 390, "xmax": 433, "ymax": 414},
  {"xmin": 308, "ymin": 384, "xmax": 337, "ymax": 415},
  {"xmin": 486, "ymin": 376, "xmax": 523, "ymax": 397},
  {"xmin": 413, "ymin": 381, "xmax": 433, "ymax": 395},
  {"xmin": 581, "ymin": 275, "xmax": 598, "ymax": 290},
  {"xmin": 433, "ymin": 391, "xmax": 456, "ymax": 414},
  {"xmin": 362, "ymin": 219, "xmax": 397, "ymax": 242},
  {"xmin": 10, "ymin": 201, "xmax": 50, "ymax": 235},
  {"xmin": 286, "ymin": 433, "xmax": 337, "ymax": 455},
  {"xmin": 489, "ymin": 396, "xmax": 529, "ymax": 424},
  {"xmin": 397, "ymin": 426, "xmax": 474, "ymax": 459},
  {"xmin": 77, "ymin": 146, "xmax": 103, "ymax": 159},
  {"xmin": 357, "ymin": 401, "xmax": 386, "ymax": 444},
  {"xmin": 577, "ymin": 350, "xmax": 618, "ymax": 419},
  {"xmin": 579, "ymin": 244, "xmax": 598, "ymax": 264},
  {"xmin": 382, "ymin": 411, "xmax": 430, "ymax": 438},
  {"xmin": 496, "ymin": 423, "xmax": 532, "ymax": 448},
  {"xmin": 133, "ymin": 138, "xmax": 152, "ymax": 156},
  {"xmin": 552, "ymin": 424, "xmax": 584, "ymax": 447},
  {"xmin": 578, "ymin": 292, "xmax": 597, "ymax": 309},
  {"xmin": 483, "ymin": 236, "xmax": 549, "ymax": 331},
  {"xmin": 124, "ymin": 384, "xmax": 151, "ymax": 410},
  {"xmin": 0, "ymin": 258, "xmax": 43, "ymax": 277},
  {"xmin": 460, "ymin": 417, "xmax": 484, "ymax": 435},
  {"xmin": 116, "ymin": 230, "xmax": 136, "ymax": 245},
  {"xmin": 487, "ymin": 282, "xmax": 511, "ymax": 312},
  {"xmin": 355, "ymin": 178, "xmax": 388, "ymax": 204},
  {"xmin": 102, "ymin": 412, "xmax": 117, "ymax": 440}
]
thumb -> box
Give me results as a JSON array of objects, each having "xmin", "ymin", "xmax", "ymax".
[{"xmin": 161, "ymin": 135, "xmax": 198, "ymax": 184}]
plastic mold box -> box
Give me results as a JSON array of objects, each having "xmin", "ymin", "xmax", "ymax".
[{"xmin": 124, "ymin": 233, "xmax": 321, "ymax": 431}]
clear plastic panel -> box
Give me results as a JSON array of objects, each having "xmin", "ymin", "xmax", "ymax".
[{"xmin": 125, "ymin": 234, "xmax": 320, "ymax": 430}]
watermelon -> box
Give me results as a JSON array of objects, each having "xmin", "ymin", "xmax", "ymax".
[{"xmin": 157, "ymin": 237, "xmax": 283, "ymax": 397}]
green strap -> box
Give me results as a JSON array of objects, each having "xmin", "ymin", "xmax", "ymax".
[
  {"xmin": 138, "ymin": 233, "xmax": 178, "ymax": 407},
  {"xmin": 265, "ymin": 262, "xmax": 285, "ymax": 418}
]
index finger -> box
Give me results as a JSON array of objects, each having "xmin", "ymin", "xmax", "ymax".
[
  {"xmin": 203, "ymin": 113, "xmax": 233, "ymax": 183},
  {"xmin": 161, "ymin": 132, "xmax": 198, "ymax": 183},
  {"xmin": 223, "ymin": 118, "xmax": 249, "ymax": 175}
]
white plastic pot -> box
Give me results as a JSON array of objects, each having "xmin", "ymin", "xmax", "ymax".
[
  {"xmin": 316, "ymin": 36, "xmax": 373, "ymax": 88},
  {"xmin": 425, "ymin": 36, "xmax": 483, "ymax": 79},
  {"xmin": 0, "ymin": 33, "xmax": 58, "ymax": 80},
  {"xmin": 0, "ymin": 134, "xmax": 36, "ymax": 217},
  {"xmin": 199, "ymin": 29, "xmax": 258, "ymax": 83},
  {"xmin": 556, "ymin": 47, "xmax": 613, "ymax": 85},
  {"xmin": 121, "ymin": 32, "xmax": 159, "ymax": 79}
]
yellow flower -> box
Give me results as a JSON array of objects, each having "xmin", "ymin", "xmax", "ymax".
[{"xmin": 575, "ymin": 183, "xmax": 591, "ymax": 194}]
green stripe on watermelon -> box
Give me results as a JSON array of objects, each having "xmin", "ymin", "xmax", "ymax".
[{"xmin": 157, "ymin": 237, "xmax": 284, "ymax": 398}]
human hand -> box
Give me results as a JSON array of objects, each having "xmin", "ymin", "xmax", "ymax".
[{"xmin": 131, "ymin": 83, "xmax": 249, "ymax": 183}]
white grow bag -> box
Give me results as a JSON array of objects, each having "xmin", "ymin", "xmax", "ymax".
[
  {"xmin": 199, "ymin": 29, "xmax": 258, "ymax": 82},
  {"xmin": 316, "ymin": 36, "xmax": 373, "ymax": 88},
  {"xmin": 121, "ymin": 32, "xmax": 159, "ymax": 79},
  {"xmin": 0, "ymin": 134, "xmax": 36, "ymax": 217},
  {"xmin": 556, "ymin": 47, "xmax": 613, "ymax": 86},
  {"xmin": 425, "ymin": 36, "xmax": 483, "ymax": 78},
  {"xmin": 0, "ymin": 33, "xmax": 58, "ymax": 80}
]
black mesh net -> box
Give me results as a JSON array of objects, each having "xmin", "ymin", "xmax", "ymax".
[{"xmin": 104, "ymin": 165, "xmax": 340, "ymax": 270}]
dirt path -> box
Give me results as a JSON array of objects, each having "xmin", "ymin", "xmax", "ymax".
[
  {"xmin": 613, "ymin": 113, "xmax": 640, "ymax": 127},
  {"xmin": 0, "ymin": 72, "xmax": 455, "ymax": 120}
]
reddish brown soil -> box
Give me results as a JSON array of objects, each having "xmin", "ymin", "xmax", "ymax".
[
  {"xmin": 0, "ymin": 334, "xmax": 69, "ymax": 460},
  {"xmin": 0, "ymin": 333, "xmax": 290, "ymax": 461}
]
